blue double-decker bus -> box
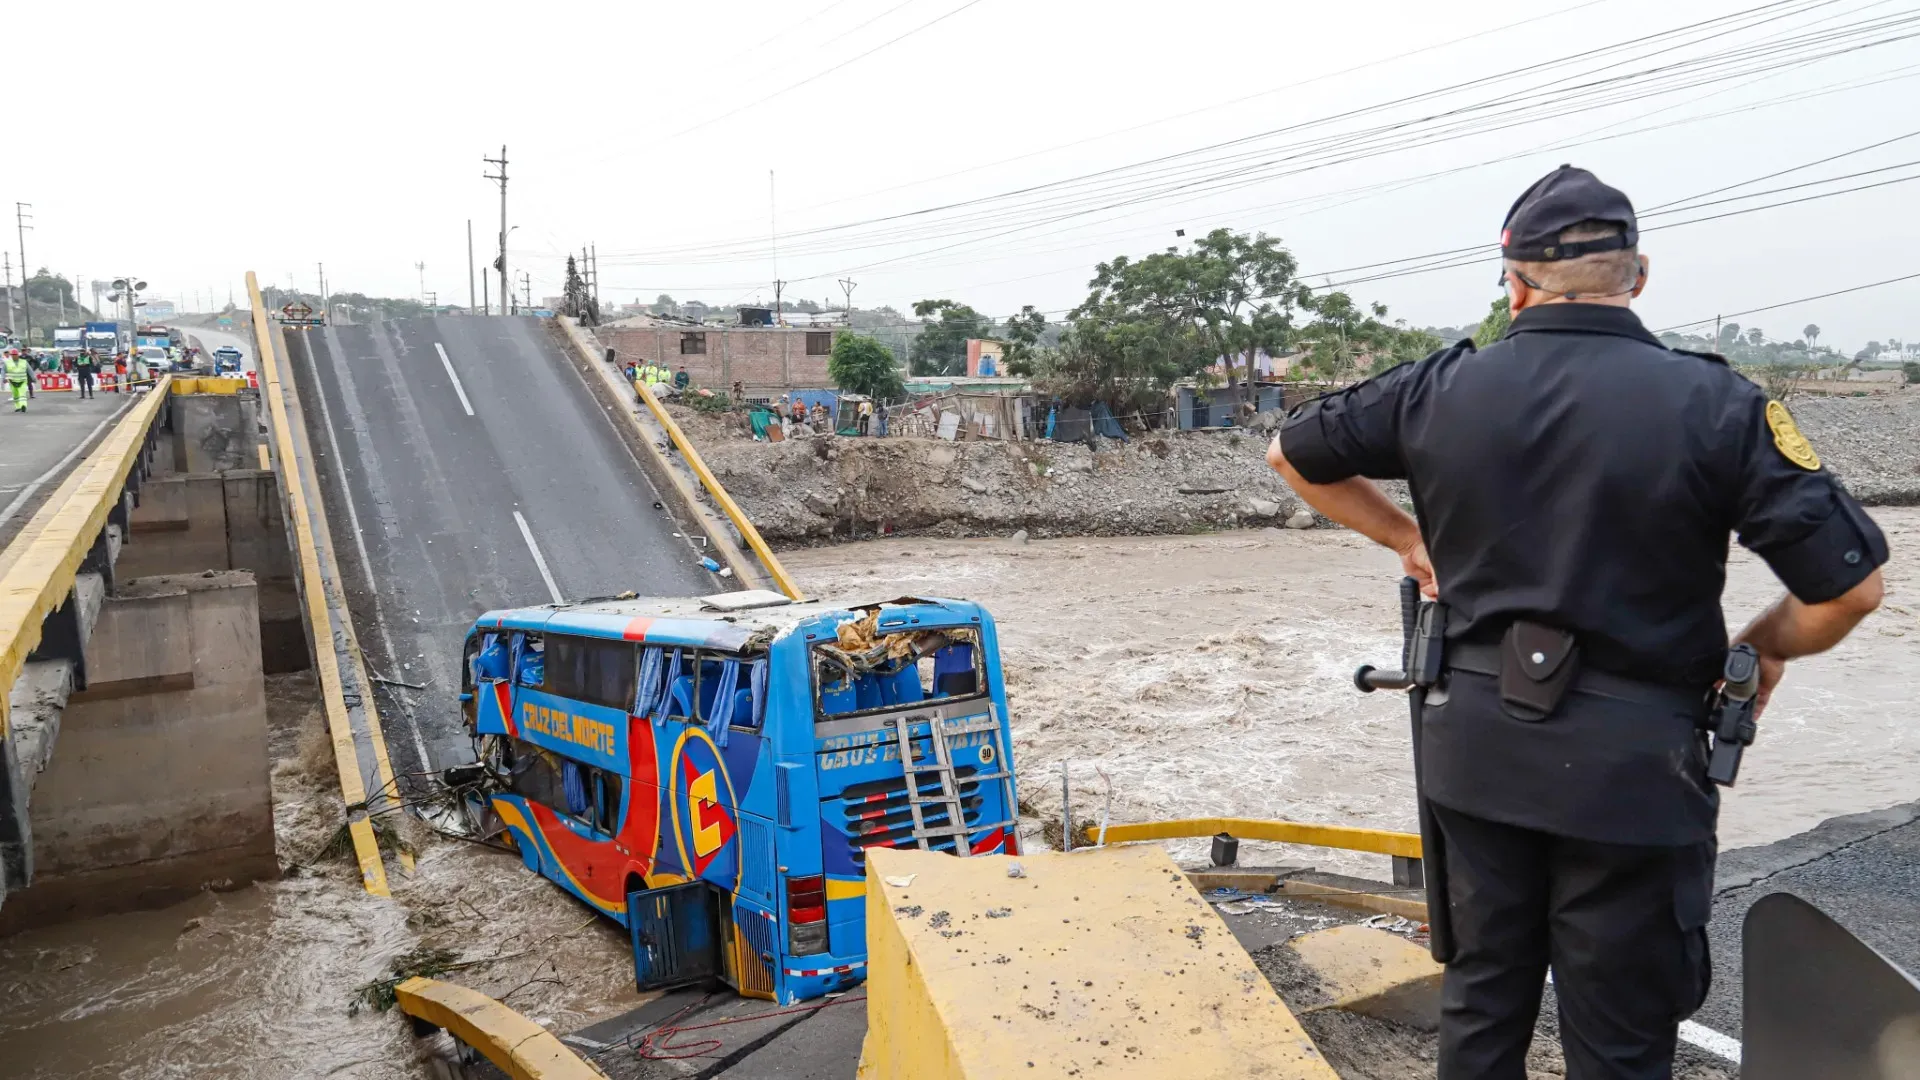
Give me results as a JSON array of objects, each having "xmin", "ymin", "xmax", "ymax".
[{"xmin": 457, "ymin": 590, "xmax": 1020, "ymax": 1004}]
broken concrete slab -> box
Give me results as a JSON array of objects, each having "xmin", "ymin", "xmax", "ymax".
[{"xmin": 1287, "ymin": 924, "xmax": 1444, "ymax": 1031}]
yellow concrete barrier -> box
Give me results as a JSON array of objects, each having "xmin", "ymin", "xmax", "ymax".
[
  {"xmin": 1083, "ymin": 816, "xmax": 1422, "ymax": 859},
  {"xmin": 170, "ymin": 376, "xmax": 248, "ymax": 395},
  {"xmin": 0, "ymin": 378, "xmax": 171, "ymax": 739},
  {"xmin": 395, "ymin": 977, "xmax": 609, "ymax": 1079},
  {"xmin": 1287, "ymin": 924, "xmax": 1443, "ymax": 1030},
  {"xmin": 248, "ymin": 272, "xmax": 394, "ymax": 895},
  {"xmin": 857, "ymin": 845, "xmax": 1339, "ymax": 1080}
]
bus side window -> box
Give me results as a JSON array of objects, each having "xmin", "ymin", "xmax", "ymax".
[
  {"xmin": 595, "ymin": 772, "xmax": 624, "ymax": 834},
  {"xmin": 930, "ymin": 643, "xmax": 976, "ymax": 697},
  {"xmin": 474, "ymin": 632, "xmax": 509, "ymax": 683},
  {"xmin": 515, "ymin": 634, "xmax": 545, "ymax": 687},
  {"xmin": 560, "ymin": 759, "xmax": 591, "ymax": 819}
]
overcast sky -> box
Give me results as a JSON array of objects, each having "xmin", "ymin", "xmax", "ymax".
[{"xmin": 13, "ymin": 0, "xmax": 1920, "ymax": 349}]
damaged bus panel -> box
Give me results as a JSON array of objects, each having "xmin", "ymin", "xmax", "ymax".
[{"xmin": 452, "ymin": 592, "xmax": 1020, "ymax": 1005}]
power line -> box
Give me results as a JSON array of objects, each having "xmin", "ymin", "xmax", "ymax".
[{"xmin": 1652, "ymin": 270, "xmax": 1920, "ymax": 332}]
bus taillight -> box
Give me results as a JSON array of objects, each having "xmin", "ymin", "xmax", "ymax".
[{"xmin": 786, "ymin": 874, "xmax": 828, "ymax": 955}]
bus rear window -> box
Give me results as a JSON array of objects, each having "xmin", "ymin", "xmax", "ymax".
[{"xmin": 812, "ymin": 618, "xmax": 984, "ymax": 720}]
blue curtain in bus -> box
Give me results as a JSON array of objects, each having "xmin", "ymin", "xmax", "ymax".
[
  {"xmin": 705, "ymin": 657, "xmax": 742, "ymax": 748},
  {"xmin": 561, "ymin": 759, "xmax": 590, "ymax": 817},
  {"xmin": 474, "ymin": 633, "xmax": 508, "ymax": 682},
  {"xmin": 650, "ymin": 649, "xmax": 683, "ymax": 726},
  {"xmin": 634, "ymin": 646, "xmax": 665, "ymax": 717},
  {"xmin": 749, "ymin": 659, "xmax": 769, "ymax": 728}
]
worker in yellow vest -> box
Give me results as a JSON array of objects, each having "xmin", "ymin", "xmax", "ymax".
[{"xmin": 5, "ymin": 351, "xmax": 33, "ymax": 412}]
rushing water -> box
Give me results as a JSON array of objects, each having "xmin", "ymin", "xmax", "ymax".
[{"xmin": 3, "ymin": 512, "xmax": 1915, "ymax": 1077}]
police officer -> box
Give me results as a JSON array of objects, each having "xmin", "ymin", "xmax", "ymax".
[
  {"xmin": 1268, "ymin": 165, "xmax": 1886, "ymax": 1079},
  {"xmin": 75, "ymin": 348, "xmax": 98, "ymax": 399},
  {"xmin": 4, "ymin": 350, "xmax": 32, "ymax": 412}
]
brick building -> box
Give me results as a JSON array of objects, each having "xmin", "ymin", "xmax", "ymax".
[{"xmin": 594, "ymin": 316, "xmax": 838, "ymax": 392}]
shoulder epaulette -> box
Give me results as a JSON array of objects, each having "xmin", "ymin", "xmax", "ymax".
[{"xmin": 1670, "ymin": 347, "xmax": 1730, "ymax": 366}]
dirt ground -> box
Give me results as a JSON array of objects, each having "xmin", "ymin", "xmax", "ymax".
[{"xmin": 782, "ymin": 507, "xmax": 1920, "ymax": 873}]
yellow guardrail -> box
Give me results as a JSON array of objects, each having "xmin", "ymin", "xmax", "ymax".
[
  {"xmin": 248, "ymin": 272, "xmax": 393, "ymax": 896},
  {"xmin": 0, "ymin": 377, "xmax": 172, "ymax": 740},
  {"xmin": 632, "ymin": 380, "xmax": 803, "ymax": 601},
  {"xmin": 1081, "ymin": 817, "xmax": 1423, "ymax": 859},
  {"xmin": 395, "ymin": 977, "xmax": 609, "ymax": 1079}
]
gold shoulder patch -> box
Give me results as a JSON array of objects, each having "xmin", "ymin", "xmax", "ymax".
[{"xmin": 1766, "ymin": 399, "xmax": 1820, "ymax": 471}]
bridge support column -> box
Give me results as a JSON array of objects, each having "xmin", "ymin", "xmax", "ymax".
[{"xmin": 0, "ymin": 571, "xmax": 277, "ymax": 932}]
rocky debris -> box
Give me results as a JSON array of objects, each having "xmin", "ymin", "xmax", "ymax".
[
  {"xmin": 675, "ymin": 408, "xmax": 1306, "ymax": 545},
  {"xmin": 665, "ymin": 390, "xmax": 1920, "ymax": 549},
  {"xmin": 1010, "ymin": 529, "xmax": 1029, "ymax": 544},
  {"xmin": 1788, "ymin": 391, "xmax": 1920, "ymax": 505}
]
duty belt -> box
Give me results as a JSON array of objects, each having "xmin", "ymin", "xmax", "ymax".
[{"xmin": 1445, "ymin": 641, "xmax": 1711, "ymax": 716}]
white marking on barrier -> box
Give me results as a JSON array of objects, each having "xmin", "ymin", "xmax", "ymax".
[
  {"xmin": 1678, "ymin": 1019, "xmax": 1743, "ymax": 1064},
  {"xmin": 513, "ymin": 510, "xmax": 565, "ymax": 605},
  {"xmin": 434, "ymin": 343, "xmax": 475, "ymax": 416}
]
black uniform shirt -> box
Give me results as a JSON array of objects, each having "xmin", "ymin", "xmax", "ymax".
[{"xmin": 1280, "ymin": 303, "xmax": 1888, "ymax": 844}]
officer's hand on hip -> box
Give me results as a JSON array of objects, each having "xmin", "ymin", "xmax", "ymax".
[
  {"xmin": 1751, "ymin": 651, "xmax": 1786, "ymax": 720},
  {"xmin": 1399, "ymin": 540, "xmax": 1438, "ymax": 599}
]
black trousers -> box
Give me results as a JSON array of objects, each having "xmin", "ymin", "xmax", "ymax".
[
  {"xmin": 77, "ymin": 369, "xmax": 95, "ymax": 396},
  {"xmin": 1433, "ymin": 802, "xmax": 1715, "ymax": 1080}
]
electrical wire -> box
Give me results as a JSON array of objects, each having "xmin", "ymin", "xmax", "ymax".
[{"xmin": 1651, "ymin": 270, "xmax": 1920, "ymax": 331}]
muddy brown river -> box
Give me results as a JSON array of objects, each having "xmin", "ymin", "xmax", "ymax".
[{"xmin": 3, "ymin": 512, "xmax": 1915, "ymax": 1078}]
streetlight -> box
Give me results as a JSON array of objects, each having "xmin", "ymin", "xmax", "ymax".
[{"xmin": 107, "ymin": 277, "xmax": 147, "ymax": 351}]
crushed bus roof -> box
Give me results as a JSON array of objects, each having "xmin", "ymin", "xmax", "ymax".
[{"xmin": 468, "ymin": 592, "xmax": 985, "ymax": 653}]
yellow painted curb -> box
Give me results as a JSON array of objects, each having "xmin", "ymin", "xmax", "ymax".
[
  {"xmin": 247, "ymin": 273, "xmax": 391, "ymax": 896},
  {"xmin": 0, "ymin": 380, "xmax": 171, "ymax": 739},
  {"xmin": 1288, "ymin": 924, "xmax": 1443, "ymax": 1031},
  {"xmin": 395, "ymin": 976, "xmax": 609, "ymax": 1079},
  {"xmin": 1087, "ymin": 817, "xmax": 1422, "ymax": 859}
]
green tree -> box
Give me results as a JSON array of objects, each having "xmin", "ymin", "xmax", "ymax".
[
  {"xmin": 1295, "ymin": 291, "xmax": 1440, "ymax": 379},
  {"xmin": 1904, "ymin": 361, "xmax": 1920, "ymax": 385},
  {"xmin": 1072, "ymin": 228, "xmax": 1308, "ymax": 414},
  {"xmin": 1472, "ymin": 296, "xmax": 1511, "ymax": 347},
  {"xmin": 25, "ymin": 269, "xmax": 74, "ymax": 307},
  {"xmin": 1803, "ymin": 323, "xmax": 1820, "ymax": 348},
  {"xmin": 1747, "ymin": 327, "xmax": 1765, "ymax": 347},
  {"xmin": 909, "ymin": 299, "xmax": 992, "ymax": 376},
  {"xmin": 827, "ymin": 332, "xmax": 905, "ymax": 401},
  {"xmin": 1717, "ymin": 322, "xmax": 1743, "ymax": 352},
  {"xmin": 1002, "ymin": 305, "xmax": 1049, "ymax": 376},
  {"xmin": 652, "ymin": 293, "xmax": 676, "ymax": 314}
]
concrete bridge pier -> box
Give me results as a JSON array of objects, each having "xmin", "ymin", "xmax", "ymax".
[{"xmin": 0, "ymin": 383, "xmax": 306, "ymax": 932}]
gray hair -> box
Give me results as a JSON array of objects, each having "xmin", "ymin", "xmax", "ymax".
[{"xmin": 1504, "ymin": 220, "xmax": 1639, "ymax": 297}]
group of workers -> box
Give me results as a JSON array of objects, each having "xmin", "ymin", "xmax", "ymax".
[
  {"xmin": 0, "ymin": 347, "xmax": 151, "ymax": 410},
  {"xmin": 625, "ymin": 361, "xmax": 691, "ymax": 391}
]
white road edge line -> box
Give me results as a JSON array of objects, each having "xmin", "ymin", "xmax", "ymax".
[
  {"xmin": 513, "ymin": 510, "xmax": 565, "ymax": 605},
  {"xmin": 434, "ymin": 343, "xmax": 476, "ymax": 416},
  {"xmin": 0, "ymin": 394, "xmax": 139, "ymax": 529},
  {"xmin": 1678, "ymin": 1020, "xmax": 1743, "ymax": 1064}
]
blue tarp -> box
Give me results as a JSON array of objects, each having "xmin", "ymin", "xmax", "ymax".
[{"xmin": 1091, "ymin": 401, "xmax": 1128, "ymax": 440}]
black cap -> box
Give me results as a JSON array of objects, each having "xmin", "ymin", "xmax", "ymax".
[{"xmin": 1500, "ymin": 165, "xmax": 1637, "ymax": 262}]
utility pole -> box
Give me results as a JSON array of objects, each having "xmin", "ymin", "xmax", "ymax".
[
  {"xmin": 838, "ymin": 277, "xmax": 857, "ymax": 323},
  {"xmin": 768, "ymin": 169, "xmax": 781, "ymax": 326},
  {"xmin": 589, "ymin": 244, "xmax": 599, "ymax": 311},
  {"xmin": 520, "ymin": 271, "xmax": 531, "ymax": 313},
  {"xmin": 318, "ymin": 262, "xmax": 329, "ymax": 323},
  {"xmin": 3, "ymin": 252, "xmax": 12, "ymax": 333},
  {"xmin": 415, "ymin": 261, "xmax": 426, "ymax": 302},
  {"xmin": 15, "ymin": 203, "xmax": 32, "ymax": 345},
  {"xmin": 482, "ymin": 272, "xmax": 489, "ymax": 317},
  {"xmin": 467, "ymin": 219, "xmax": 476, "ymax": 315},
  {"xmin": 484, "ymin": 145, "xmax": 508, "ymax": 317}
]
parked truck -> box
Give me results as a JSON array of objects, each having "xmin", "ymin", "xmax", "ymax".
[
  {"xmin": 53, "ymin": 326, "xmax": 83, "ymax": 355},
  {"xmin": 84, "ymin": 321, "xmax": 118, "ymax": 355}
]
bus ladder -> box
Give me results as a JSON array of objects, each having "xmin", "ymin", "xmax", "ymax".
[{"xmin": 885, "ymin": 708, "xmax": 1018, "ymax": 857}]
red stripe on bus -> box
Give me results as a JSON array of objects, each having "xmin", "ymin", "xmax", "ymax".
[{"xmin": 622, "ymin": 617, "xmax": 655, "ymax": 641}]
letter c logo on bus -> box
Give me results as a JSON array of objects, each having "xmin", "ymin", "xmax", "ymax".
[{"xmin": 668, "ymin": 728, "xmax": 740, "ymax": 889}]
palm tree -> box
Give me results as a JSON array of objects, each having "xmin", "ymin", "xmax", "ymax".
[{"xmin": 1802, "ymin": 323, "xmax": 1820, "ymax": 348}]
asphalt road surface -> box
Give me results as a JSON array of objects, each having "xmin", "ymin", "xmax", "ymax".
[{"xmin": 283, "ymin": 315, "xmax": 717, "ymax": 774}]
